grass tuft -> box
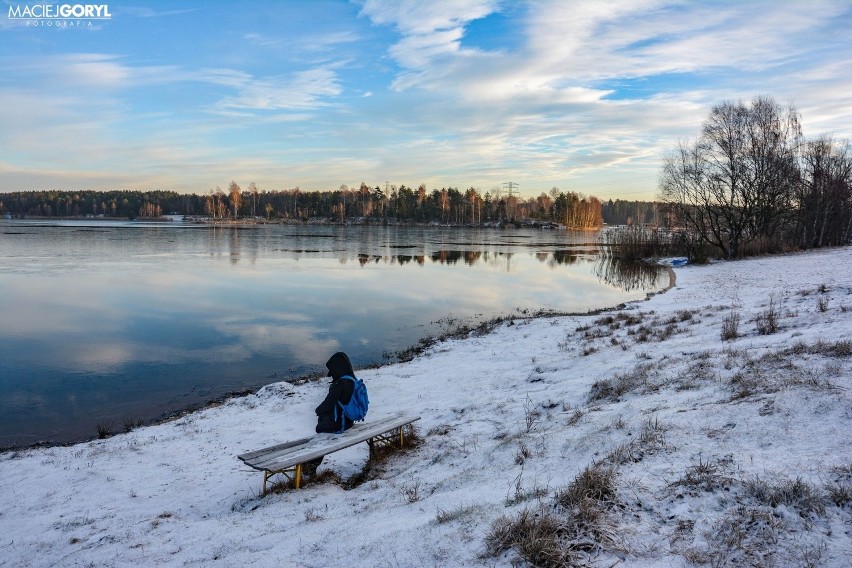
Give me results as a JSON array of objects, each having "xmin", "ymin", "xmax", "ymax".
[
  {"xmin": 122, "ymin": 417, "xmax": 145, "ymax": 433},
  {"xmin": 744, "ymin": 476, "xmax": 826, "ymax": 517},
  {"xmin": 721, "ymin": 309, "xmax": 740, "ymax": 341},
  {"xmin": 754, "ymin": 297, "xmax": 780, "ymax": 335},
  {"xmin": 710, "ymin": 505, "xmax": 787, "ymax": 565},
  {"xmin": 588, "ymin": 364, "xmax": 654, "ymax": 403},
  {"xmin": 435, "ymin": 503, "xmax": 482, "ymax": 525},
  {"xmin": 485, "ymin": 462, "xmax": 618, "ymax": 566},
  {"xmin": 95, "ymin": 422, "xmax": 114, "ymax": 439}
]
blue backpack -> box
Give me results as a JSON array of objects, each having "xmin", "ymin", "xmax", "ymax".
[{"xmin": 334, "ymin": 375, "xmax": 369, "ymax": 433}]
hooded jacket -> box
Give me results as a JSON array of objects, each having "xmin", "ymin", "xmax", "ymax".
[{"xmin": 315, "ymin": 352, "xmax": 356, "ymax": 433}]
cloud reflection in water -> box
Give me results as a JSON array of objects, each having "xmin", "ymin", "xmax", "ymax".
[{"xmin": 0, "ymin": 222, "xmax": 666, "ymax": 446}]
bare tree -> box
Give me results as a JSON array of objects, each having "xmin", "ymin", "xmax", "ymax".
[
  {"xmin": 797, "ymin": 136, "xmax": 852, "ymax": 248},
  {"xmin": 659, "ymin": 96, "xmax": 801, "ymax": 258}
]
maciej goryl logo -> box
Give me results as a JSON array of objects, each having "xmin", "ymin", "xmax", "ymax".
[{"xmin": 8, "ymin": 4, "xmax": 112, "ymax": 28}]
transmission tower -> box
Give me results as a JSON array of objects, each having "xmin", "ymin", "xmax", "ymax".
[
  {"xmin": 502, "ymin": 182, "xmax": 519, "ymax": 221},
  {"xmin": 502, "ymin": 181, "xmax": 519, "ymax": 199}
]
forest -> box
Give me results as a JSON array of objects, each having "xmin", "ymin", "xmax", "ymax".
[{"xmin": 0, "ymin": 185, "xmax": 611, "ymax": 228}]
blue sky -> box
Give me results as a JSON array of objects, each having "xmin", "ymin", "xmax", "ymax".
[{"xmin": 1, "ymin": 0, "xmax": 850, "ymax": 200}]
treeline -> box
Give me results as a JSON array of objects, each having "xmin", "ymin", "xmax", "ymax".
[
  {"xmin": 0, "ymin": 190, "xmax": 200, "ymax": 219},
  {"xmin": 660, "ymin": 96, "xmax": 852, "ymax": 258},
  {"xmin": 0, "ymin": 184, "xmax": 605, "ymax": 228}
]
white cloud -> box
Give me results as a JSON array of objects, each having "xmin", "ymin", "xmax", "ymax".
[
  {"xmin": 212, "ymin": 66, "xmax": 343, "ymax": 112},
  {"xmin": 359, "ymin": 0, "xmax": 498, "ymax": 35},
  {"xmin": 1, "ymin": 1, "xmax": 849, "ymax": 198}
]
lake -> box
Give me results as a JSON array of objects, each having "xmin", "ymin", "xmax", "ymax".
[{"xmin": 0, "ymin": 220, "xmax": 667, "ymax": 447}]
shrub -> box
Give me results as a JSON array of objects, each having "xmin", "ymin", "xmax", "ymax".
[
  {"xmin": 95, "ymin": 422, "xmax": 113, "ymax": 439},
  {"xmin": 754, "ymin": 297, "xmax": 779, "ymax": 335},
  {"xmin": 123, "ymin": 417, "xmax": 145, "ymax": 433},
  {"xmin": 721, "ymin": 309, "xmax": 740, "ymax": 341},
  {"xmin": 603, "ymin": 225, "xmax": 671, "ymax": 261}
]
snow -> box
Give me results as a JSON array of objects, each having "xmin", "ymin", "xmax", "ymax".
[{"xmin": 2, "ymin": 247, "xmax": 851, "ymax": 567}]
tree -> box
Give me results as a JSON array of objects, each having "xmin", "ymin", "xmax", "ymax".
[
  {"xmin": 797, "ymin": 136, "xmax": 852, "ymax": 248},
  {"xmin": 228, "ymin": 181, "xmax": 242, "ymax": 219},
  {"xmin": 659, "ymin": 96, "xmax": 801, "ymax": 258},
  {"xmin": 248, "ymin": 182, "xmax": 258, "ymax": 218}
]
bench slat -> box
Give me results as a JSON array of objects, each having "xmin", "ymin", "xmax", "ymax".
[
  {"xmin": 239, "ymin": 413, "xmax": 420, "ymax": 473},
  {"xmin": 237, "ymin": 436, "xmax": 313, "ymax": 462}
]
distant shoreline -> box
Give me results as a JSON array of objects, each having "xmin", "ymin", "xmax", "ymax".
[{"xmin": 3, "ymin": 214, "xmax": 601, "ymax": 230}]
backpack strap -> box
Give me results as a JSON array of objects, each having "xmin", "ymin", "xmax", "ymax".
[{"xmin": 334, "ymin": 375, "xmax": 356, "ymax": 433}]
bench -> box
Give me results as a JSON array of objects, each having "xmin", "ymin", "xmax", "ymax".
[{"xmin": 238, "ymin": 413, "xmax": 421, "ymax": 494}]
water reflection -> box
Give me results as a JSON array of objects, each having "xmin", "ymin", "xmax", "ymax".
[
  {"xmin": 0, "ymin": 221, "xmax": 668, "ymax": 447},
  {"xmin": 594, "ymin": 255, "xmax": 663, "ymax": 292}
]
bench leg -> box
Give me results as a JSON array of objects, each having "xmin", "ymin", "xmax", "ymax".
[
  {"xmin": 261, "ymin": 464, "xmax": 303, "ymax": 495},
  {"xmin": 263, "ymin": 470, "xmax": 271, "ymax": 496},
  {"xmin": 367, "ymin": 425, "xmax": 410, "ymax": 458}
]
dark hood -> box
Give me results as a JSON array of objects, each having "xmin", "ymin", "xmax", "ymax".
[{"xmin": 325, "ymin": 351, "xmax": 354, "ymax": 379}]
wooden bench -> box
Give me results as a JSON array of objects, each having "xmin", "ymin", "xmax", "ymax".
[{"xmin": 238, "ymin": 413, "xmax": 421, "ymax": 494}]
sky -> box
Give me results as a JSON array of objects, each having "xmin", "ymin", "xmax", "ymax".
[{"xmin": 1, "ymin": 0, "xmax": 851, "ymax": 201}]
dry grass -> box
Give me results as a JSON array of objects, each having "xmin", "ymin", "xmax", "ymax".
[
  {"xmin": 486, "ymin": 508, "xmax": 579, "ymax": 567},
  {"xmin": 708, "ymin": 505, "xmax": 788, "ymax": 566},
  {"xmin": 122, "ymin": 417, "xmax": 145, "ymax": 433},
  {"xmin": 721, "ymin": 309, "xmax": 740, "ymax": 341},
  {"xmin": 95, "ymin": 422, "xmax": 114, "ymax": 439},
  {"xmin": 603, "ymin": 225, "xmax": 687, "ymax": 261},
  {"xmin": 485, "ymin": 462, "xmax": 618, "ymax": 567},
  {"xmin": 435, "ymin": 503, "xmax": 483, "ymax": 525},
  {"xmin": 722, "ymin": 346, "xmax": 845, "ymax": 400},
  {"xmin": 588, "ymin": 363, "xmax": 655, "ymax": 403},
  {"xmin": 266, "ymin": 469, "xmax": 343, "ymax": 494},
  {"xmin": 671, "ymin": 456, "xmax": 736, "ymax": 494},
  {"xmin": 606, "ymin": 416, "xmax": 667, "ymax": 466},
  {"xmin": 744, "ymin": 476, "xmax": 826, "ymax": 517},
  {"xmin": 784, "ymin": 339, "xmax": 852, "ymax": 358},
  {"xmin": 754, "ymin": 297, "xmax": 780, "ymax": 335},
  {"xmin": 826, "ymin": 480, "xmax": 852, "ymax": 508},
  {"xmin": 345, "ymin": 424, "xmax": 422, "ymax": 489}
]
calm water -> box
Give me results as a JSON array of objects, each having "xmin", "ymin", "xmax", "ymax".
[{"xmin": 0, "ymin": 220, "xmax": 666, "ymax": 447}]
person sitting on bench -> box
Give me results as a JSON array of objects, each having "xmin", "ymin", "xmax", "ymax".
[{"xmin": 302, "ymin": 351, "xmax": 359, "ymax": 477}]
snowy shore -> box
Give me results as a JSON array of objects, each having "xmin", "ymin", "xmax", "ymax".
[{"xmin": 1, "ymin": 247, "xmax": 850, "ymax": 567}]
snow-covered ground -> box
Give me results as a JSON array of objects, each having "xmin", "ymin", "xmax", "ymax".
[{"xmin": 1, "ymin": 247, "xmax": 850, "ymax": 567}]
